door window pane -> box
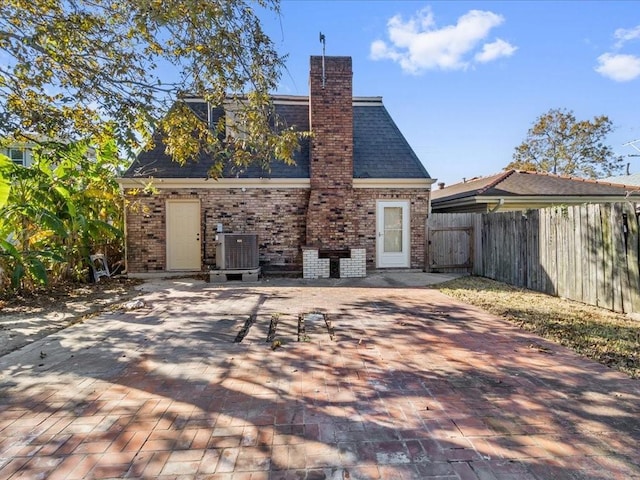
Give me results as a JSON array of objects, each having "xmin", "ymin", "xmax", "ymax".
[{"xmin": 384, "ymin": 207, "xmax": 402, "ymax": 253}]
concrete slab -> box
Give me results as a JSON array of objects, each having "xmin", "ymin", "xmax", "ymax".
[{"xmin": 1, "ymin": 277, "xmax": 639, "ymax": 480}]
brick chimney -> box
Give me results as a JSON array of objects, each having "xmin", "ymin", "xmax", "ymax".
[
  {"xmin": 306, "ymin": 56, "xmax": 357, "ymax": 249},
  {"xmin": 309, "ymin": 56, "xmax": 353, "ymax": 189}
]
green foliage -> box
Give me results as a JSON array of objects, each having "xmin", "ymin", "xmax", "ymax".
[
  {"xmin": 0, "ymin": 138, "xmax": 126, "ymax": 292},
  {"xmin": 0, "ymin": 0, "xmax": 305, "ymax": 174},
  {"xmin": 507, "ymin": 108, "xmax": 624, "ymax": 178},
  {"xmin": 0, "ymin": 155, "xmax": 11, "ymax": 208},
  {"xmin": 0, "ymin": 239, "xmax": 64, "ymax": 289}
]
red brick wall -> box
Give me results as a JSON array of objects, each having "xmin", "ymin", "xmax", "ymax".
[
  {"xmin": 306, "ymin": 189, "xmax": 358, "ymax": 249},
  {"xmin": 200, "ymin": 188, "xmax": 308, "ymax": 268},
  {"xmin": 124, "ymin": 187, "xmax": 429, "ymax": 273},
  {"xmin": 124, "ymin": 194, "xmax": 168, "ymax": 273},
  {"xmin": 352, "ymin": 189, "xmax": 430, "ymax": 269},
  {"xmin": 124, "ymin": 188, "xmax": 308, "ymax": 273}
]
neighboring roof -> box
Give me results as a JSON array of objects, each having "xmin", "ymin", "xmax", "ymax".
[
  {"xmin": 432, "ymin": 170, "xmax": 636, "ymax": 202},
  {"xmin": 122, "ymin": 96, "xmax": 430, "ymax": 180},
  {"xmin": 601, "ymin": 172, "xmax": 640, "ymax": 187},
  {"xmin": 431, "ymin": 170, "xmax": 639, "ymax": 212}
]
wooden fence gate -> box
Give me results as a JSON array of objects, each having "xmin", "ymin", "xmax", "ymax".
[{"xmin": 426, "ymin": 213, "xmax": 482, "ymax": 274}]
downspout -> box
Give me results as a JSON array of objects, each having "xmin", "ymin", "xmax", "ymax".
[
  {"xmin": 489, "ymin": 198, "xmax": 505, "ymax": 213},
  {"xmin": 203, "ymin": 209, "xmax": 208, "ymax": 267},
  {"xmin": 121, "ymin": 186, "xmax": 128, "ymax": 275}
]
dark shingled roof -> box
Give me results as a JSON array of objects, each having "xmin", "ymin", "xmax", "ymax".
[
  {"xmin": 123, "ymin": 97, "xmax": 430, "ymax": 180},
  {"xmin": 431, "ymin": 170, "xmax": 634, "ymax": 204},
  {"xmin": 353, "ymin": 104, "xmax": 429, "ymax": 179}
]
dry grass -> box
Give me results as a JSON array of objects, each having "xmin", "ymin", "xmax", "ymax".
[{"xmin": 436, "ymin": 276, "xmax": 640, "ymax": 379}]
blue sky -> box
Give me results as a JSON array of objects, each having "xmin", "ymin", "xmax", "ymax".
[{"xmin": 258, "ymin": 1, "xmax": 640, "ymax": 186}]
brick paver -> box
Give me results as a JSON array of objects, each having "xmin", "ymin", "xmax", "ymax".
[{"xmin": 1, "ymin": 277, "xmax": 639, "ymax": 479}]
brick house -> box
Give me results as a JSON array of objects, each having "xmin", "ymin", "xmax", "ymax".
[{"xmin": 118, "ymin": 56, "xmax": 434, "ymax": 278}]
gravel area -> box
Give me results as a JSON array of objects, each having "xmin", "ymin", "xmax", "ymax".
[{"xmin": 0, "ymin": 278, "xmax": 142, "ymax": 357}]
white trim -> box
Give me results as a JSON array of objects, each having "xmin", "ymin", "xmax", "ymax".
[
  {"xmin": 431, "ymin": 195, "xmax": 640, "ymax": 213},
  {"xmin": 272, "ymin": 97, "xmax": 308, "ymax": 105},
  {"xmin": 182, "ymin": 97, "xmax": 207, "ymax": 103},
  {"xmin": 352, "ymin": 97, "xmax": 383, "ymax": 106},
  {"xmin": 118, "ymin": 177, "xmax": 435, "ymax": 191},
  {"xmin": 481, "ymin": 195, "xmax": 634, "ymax": 204},
  {"xmin": 354, "ymin": 178, "xmax": 435, "ymax": 189},
  {"xmin": 432, "ymin": 194, "xmax": 636, "ymax": 211},
  {"xmin": 181, "ymin": 95, "xmax": 384, "ymax": 107},
  {"xmin": 118, "ymin": 177, "xmax": 311, "ymax": 190}
]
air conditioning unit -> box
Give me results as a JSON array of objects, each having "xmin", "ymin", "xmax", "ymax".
[{"xmin": 215, "ymin": 233, "xmax": 259, "ymax": 270}]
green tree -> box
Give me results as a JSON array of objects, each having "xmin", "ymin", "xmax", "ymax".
[
  {"xmin": 0, "ymin": 0, "xmax": 303, "ymax": 174},
  {"xmin": 507, "ymin": 108, "xmax": 623, "ymax": 178},
  {"xmin": 0, "ymin": 137, "xmax": 125, "ymax": 291}
]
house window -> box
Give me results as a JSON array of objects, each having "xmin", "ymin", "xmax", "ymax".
[
  {"xmin": 8, "ymin": 148, "xmax": 25, "ymax": 166},
  {"xmin": 224, "ymin": 102, "xmax": 249, "ymax": 142}
]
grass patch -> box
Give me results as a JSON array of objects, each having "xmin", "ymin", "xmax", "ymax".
[{"xmin": 436, "ymin": 276, "xmax": 640, "ymax": 379}]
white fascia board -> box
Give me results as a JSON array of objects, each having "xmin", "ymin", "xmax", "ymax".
[
  {"xmin": 433, "ymin": 195, "xmax": 635, "ymax": 210},
  {"xmin": 481, "ymin": 195, "xmax": 633, "ymax": 206},
  {"xmin": 353, "ymin": 178, "xmax": 435, "ymax": 189},
  {"xmin": 183, "ymin": 95, "xmax": 309, "ymax": 106},
  {"xmin": 181, "ymin": 95, "xmax": 381, "ymax": 107},
  {"xmin": 352, "ymin": 97, "xmax": 383, "ymax": 106},
  {"xmin": 117, "ymin": 177, "xmax": 310, "ymax": 190},
  {"xmin": 430, "ymin": 196, "xmax": 484, "ymax": 209},
  {"xmin": 118, "ymin": 177, "xmax": 435, "ymax": 191},
  {"xmin": 272, "ymin": 96, "xmax": 309, "ymax": 105}
]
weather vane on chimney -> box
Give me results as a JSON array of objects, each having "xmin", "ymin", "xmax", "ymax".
[{"xmin": 319, "ymin": 32, "xmax": 326, "ymax": 88}]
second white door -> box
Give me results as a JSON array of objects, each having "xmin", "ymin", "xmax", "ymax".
[{"xmin": 376, "ymin": 200, "xmax": 410, "ymax": 268}]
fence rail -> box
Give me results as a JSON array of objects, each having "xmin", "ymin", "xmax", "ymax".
[{"xmin": 429, "ymin": 203, "xmax": 640, "ymax": 314}]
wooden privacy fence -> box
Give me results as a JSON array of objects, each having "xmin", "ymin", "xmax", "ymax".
[{"xmin": 428, "ymin": 203, "xmax": 640, "ymax": 314}]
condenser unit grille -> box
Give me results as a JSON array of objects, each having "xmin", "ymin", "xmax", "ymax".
[{"xmin": 216, "ymin": 234, "xmax": 259, "ymax": 270}]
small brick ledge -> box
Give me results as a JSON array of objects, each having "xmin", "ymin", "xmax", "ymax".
[
  {"xmin": 340, "ymin": 248, "xmax": 366, "ymax": 278},
  {"xmin": 302, "ymin": 249, "xmax": 330, "ymax": 279},
  {"xmin": 302, "ymin": 247, "xmax": 366, "ymax": 279}
]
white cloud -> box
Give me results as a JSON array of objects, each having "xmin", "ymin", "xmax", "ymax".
[
  {"xmin": 595, "ymin": 53, "xmax": 640, "ymax": 82},
  {"xmin": 475, "ymin": 38, "xmax": 518, "ymax": 63},
  {"xmin": 614, "ymin": 25, "xmax": 640, "ymax": 49},
  {"xmin": 370, "ymin": 40, "xmax": 401, "ymax": 62},
  {"xmin": 370, "ymin": 7, "xmax": 516, "ymax": 74}
]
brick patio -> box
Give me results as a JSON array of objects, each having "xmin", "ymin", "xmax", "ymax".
[{"xmin": 1, "ymin": 277, "xmax": 639, "ymax": 479}]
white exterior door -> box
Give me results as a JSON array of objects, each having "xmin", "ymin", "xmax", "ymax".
[
  {"xmin": 166, "ymin": 200, "xmax": 201, "ymax": 271},
  {"xmin": 376, "ymin": 200, "xmax": 410, "ymax": 268}
]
